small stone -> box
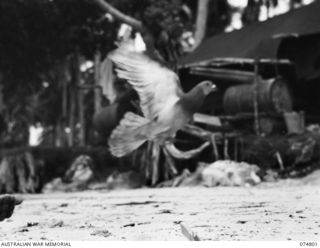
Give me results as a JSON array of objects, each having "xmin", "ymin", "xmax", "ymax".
[
  {"xmin": 237, "ymin": 220, "xmax": 247, "ymax": 224},
  {"xmin": 123, "ymin": 223, "xmax": 135, "ymax": 227}
]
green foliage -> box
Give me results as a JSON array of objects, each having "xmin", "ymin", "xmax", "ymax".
[
  {"xmin": 0, "ymin": 0, "xmax": 193, "ymax": 141},
  {"xmin": 0, "ymin": 0, "xmax": 118, "ymax": 145},
  {"xmin": 142, "ymin": 0, "xmax": 187, "ymax": 39},
  {"xmin": 0, "ymin": 0, "xmax": 116, "ymax": 71},
  {"xmin": 242, "ymin": 0, "xmax": 303, "ymax": 25}
]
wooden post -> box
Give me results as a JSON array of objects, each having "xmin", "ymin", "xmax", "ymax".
[
  {"xmin": 253, "ymin": 58, "xmax": 260, "ymax": 135},
  {"xmin": 94, "ymin": 50, "xmax": 102, "ymax": 113}
]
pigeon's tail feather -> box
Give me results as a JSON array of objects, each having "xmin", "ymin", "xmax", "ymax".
[{"xmin": 108, "ymin": 112, "xmax": 150, "ymax": 157}]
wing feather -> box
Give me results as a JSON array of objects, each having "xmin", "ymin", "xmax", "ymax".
[{"xmin": 109, "ymin": 46, "xmax": 182, "ymax": 120}]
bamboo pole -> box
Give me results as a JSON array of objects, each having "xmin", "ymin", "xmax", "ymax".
[
  {"xmin": 94, "ymin": 50, "xmax": 102, "ymax": 114},
  {"xmin": 211, "ymin": 134, "xmax": 219, "ymax": 160}
]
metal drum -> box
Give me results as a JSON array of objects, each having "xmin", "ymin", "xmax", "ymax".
[{"xmin": 223, "ymin": 77, "xmax": 293, "ymax": 115}]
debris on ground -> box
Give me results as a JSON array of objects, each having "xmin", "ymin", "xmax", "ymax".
[
  {"xmin": 200, "ymin": 160, "xmax": 261, "ymax": 186},
  {"xmin": 114, "ymin": 201, "xmax": 168, "ymax": 206},
  {"xmin": 42, "ymin": 155, "xmax": 94, "ymax": 193},
  {"xmin": 300, "ymin": 169, "xmax": 320, "ymax": 185},
  {"xmin": 263, "ymin": 169, "xmax": 279, "ymax": 182},
  {"xmin": 26, "ymin": 222, "xmax": 39, "ymax": 227},
  {"xmin": 180, "ymin": 223, "xmax": 201, "ymax": 241},
  {"xmin": 158, "ymin": 160, "xmax": 261, "ymax": 187},
  {"xmin": 104, "ymin": 170, "xmax": 146, "ymax": 190},
  {"xmin": 90, "ymin": 230, "xmax": 112, "ymax": 237},
  {"xmin": 50, "ymin": 220, "xmax": 64, "ymax": 228},
  {"xmin": 123, "ymin": 223, "xmax": 135, "ymax": 227}
]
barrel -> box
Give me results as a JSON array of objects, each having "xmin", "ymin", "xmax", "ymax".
[{"xmin": 223, "ymin": 77, "xmax": 293, "ymax": 115}]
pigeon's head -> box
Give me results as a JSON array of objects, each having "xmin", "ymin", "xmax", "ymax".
[{"xmin": 198, "ymin": 80, "xmax": 217, "ymax": 96}]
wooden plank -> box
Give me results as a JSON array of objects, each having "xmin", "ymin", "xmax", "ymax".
[
  {"xmin": 193, "ymin": 113, "xmax": 222, "ymax": 127},
  {"xmin": 179, "ymin": 57, "xmax": 292, "ymax": 69},
  {"xmin": 190, "ymin": 67, "xmax": 255, "ymax": 84}
]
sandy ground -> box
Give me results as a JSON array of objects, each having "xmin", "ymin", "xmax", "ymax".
[{"xmin": 1, "ymin": 180, "xmax": 320, "ymax": 241}]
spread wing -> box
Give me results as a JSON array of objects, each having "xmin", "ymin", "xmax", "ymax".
[{"xmin": 108, "ymin": 45, "xmax": 183, "ymax": 120}]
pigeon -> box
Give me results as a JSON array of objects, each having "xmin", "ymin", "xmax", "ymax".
[
  {"xmin": 0, "ymin": 195, "xmax": 23, "ymax": 221},
  {"xmin": 108, "ymin": 44, "xmax": 216, "ymax": 157}
]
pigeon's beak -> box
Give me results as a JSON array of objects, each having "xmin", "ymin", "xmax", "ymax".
[{"xmin": 211, "ymin": 84, "xmax": 218, "ymax": 92}]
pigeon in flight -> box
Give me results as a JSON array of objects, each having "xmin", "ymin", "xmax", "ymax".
[{"xmin": 108, "ymin": 44, "xmax": 216, "ymax": 157}]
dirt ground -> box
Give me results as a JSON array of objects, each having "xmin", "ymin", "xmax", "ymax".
[{"xmin": 1, "ymin": 177, "xmax": 320, "ymax": 241}]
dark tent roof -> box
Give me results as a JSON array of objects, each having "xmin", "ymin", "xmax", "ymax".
[{"xmin": 179, "ymin": 0, "xmax": 320, "ymax": 67}]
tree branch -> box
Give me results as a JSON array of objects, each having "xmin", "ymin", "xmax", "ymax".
[
  {"xmin": 90, "ymin": 0, "xmax": 155, "ymax": 50},
  {"xmin": 193, "ymin": 0, "xmax": 210, "ymax": 49},
  {"xmin": 91, "ymin": 0, "xmax": 144, "ymax": 31}
]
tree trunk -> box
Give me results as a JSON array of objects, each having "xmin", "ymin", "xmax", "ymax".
[
  {"xmin": 68, "ymin": 50, "xmax": 80, "ymax": 147},
  {"xmin": 91, "ymin": 0, "xmax": 144, "ymax": 30},
  {"xmin": 60, "ymin": 58, "xmax": 69, "ymax": 147},
  {"xmin": 62, "ymin": 65, "xmax": 68, "ymax": 122},
  {"xmin": 68, "ymin": 86, "xmax": 76, "ymax": 147},
  {"xmin": 193, "ymin": 0, "xmax": 210, "ymax": 50}
]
